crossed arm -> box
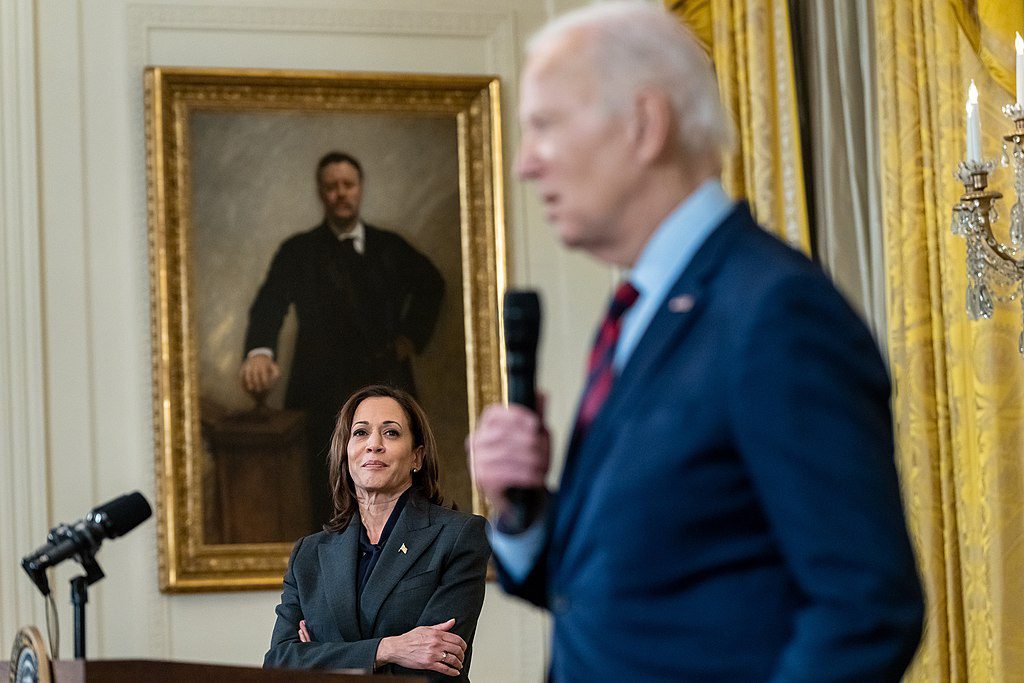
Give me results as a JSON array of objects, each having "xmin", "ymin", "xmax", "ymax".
[{"xmin": 264, "ymin": 517, "xmax": 489, "ymax": 678}]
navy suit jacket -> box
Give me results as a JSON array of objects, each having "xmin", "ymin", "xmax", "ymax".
[
  {"xmin": 497, "ymin": 204, "xmax": 924, "ymax": 681},
  {"xmin": 264, "ymin": 495, "xmax": 490, "ymax": 681}
]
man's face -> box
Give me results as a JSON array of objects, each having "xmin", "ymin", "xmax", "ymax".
[
  {"xmin": 317, "ymin": 161, "xmax": 363, "ymax": 228},
  {"xmin": 516, "ymin": 37, "xmax": 638, "ymax": 257}
]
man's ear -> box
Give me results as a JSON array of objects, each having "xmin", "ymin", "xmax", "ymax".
[{"xmin": 632, "ymin": 87, "xmax": 673, "ymax": 164}]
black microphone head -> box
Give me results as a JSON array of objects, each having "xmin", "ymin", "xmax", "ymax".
[
  {"xmin": 503, "ymin": 290, "xmax": 541, "ymax": 354},
  {"xmin": 88, "ymin": 491, "xmax": 152, "ymax": 539}
]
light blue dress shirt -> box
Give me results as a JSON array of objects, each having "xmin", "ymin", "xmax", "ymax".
[{"xmin": 489, "ymin": 180, "xmax": 736, "ymax": 581}]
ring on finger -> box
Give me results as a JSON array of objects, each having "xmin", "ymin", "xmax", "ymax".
[{"xmin": 442, "ymin": 651, "xmax": 449, "ymax": 662}]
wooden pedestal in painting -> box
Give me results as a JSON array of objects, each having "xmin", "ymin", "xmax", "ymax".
[{"xmin": 202, "ymin": 407, "xmax": 311, "ymax": 544}]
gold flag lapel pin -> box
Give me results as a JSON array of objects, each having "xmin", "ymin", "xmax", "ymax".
[{"xmin": 399, "ymin": 543, "xmax": 408, "ymax": 554}]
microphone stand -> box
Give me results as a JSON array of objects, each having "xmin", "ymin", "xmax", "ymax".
[
  {"xmin": 70, "ymin": 577, "xmax": 88, "ymax": 659},
  {"xmin": 21, "ymin": 491, "xmax": 152, "ymax": 661},
  {"xmin": 69, "ymin": 550, "xmax": 105, "ymax": 659}
]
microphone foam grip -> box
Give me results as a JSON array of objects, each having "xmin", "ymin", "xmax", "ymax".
[{"xmin": 90, "ymin": 491, "xmax": 152, "ymax": 538}]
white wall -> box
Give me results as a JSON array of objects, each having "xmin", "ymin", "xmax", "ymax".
[{"xmin": 0, "ymin": 0, "xmax": 613, "ymax": 680}]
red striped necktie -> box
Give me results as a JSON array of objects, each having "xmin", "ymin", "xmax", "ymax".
[{"xmin": 574, "ymin": 281, "xmax": 640, "ymax": 440}]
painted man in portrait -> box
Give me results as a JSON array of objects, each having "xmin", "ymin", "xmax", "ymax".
[{"xmin": 240, "ymin": 151, "xmax": 445, "ymax": 530}]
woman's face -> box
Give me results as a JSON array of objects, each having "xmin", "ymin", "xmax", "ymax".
[{"xmin": 346, "ymin": 397, "xmax": 423, "ymax": 499}]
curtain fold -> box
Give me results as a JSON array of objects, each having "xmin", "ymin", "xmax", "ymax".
[
  {"xmin": 950, "ymin": 0, "xmax": 1024, "ymax": 98},
  {"xmin": 666, "ymin": 0, "xmax": 811, "ymax": 254},
  {"xmin": 794, "ymin": 0, "xmax": 886, "ymax": 342},
  {"xmin": 877, "ymin": 1, "xmax": 1024, "ymax": 679}
]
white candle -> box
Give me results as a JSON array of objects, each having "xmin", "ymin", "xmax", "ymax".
[
  {"xmin": 967, "ymin": 80, "xmax": 982, "ymax": 162},
  {"xmin": 1016, "ymin": 32, "xmax": 1023, "ymax": 105}
]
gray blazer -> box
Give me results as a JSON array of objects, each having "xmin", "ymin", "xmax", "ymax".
[{"xmin": 264, "ymin": 494, "xmax": 490, "ymax": 681}]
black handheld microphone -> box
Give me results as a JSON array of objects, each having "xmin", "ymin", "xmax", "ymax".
[
  {"xmin": 22, "ymin": 491, "xmax": 152, "ymax": 596},
  {"xmin": 502, "ymin": 290, "xmax": 544, "ymax": 532}
]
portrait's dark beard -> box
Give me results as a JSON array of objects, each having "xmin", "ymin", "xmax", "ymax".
[{"xmin": 327, "ymin": 212, "xmax": 358, "ymax": 234}]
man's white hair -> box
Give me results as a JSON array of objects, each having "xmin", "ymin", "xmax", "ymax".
[{"xmin": 527, "ymin": 1, "xmax": 734, "ymax": 164}]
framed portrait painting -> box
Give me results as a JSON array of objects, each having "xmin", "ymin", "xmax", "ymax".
[{"xmin": 145, "ymin": 67, "xmax": 506, "ymax": 591}]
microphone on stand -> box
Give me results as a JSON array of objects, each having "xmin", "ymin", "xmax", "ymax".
[
  {"xmin": 21, "ymin": 490, "xmax": 152, "ymax": 660},
  {"xmin": 502, "ymin": 290, "xmax": 545, "ymax": 533},
  {"xmin": 22, "ymin": 491, "xmax": 152, "ymax": 596}
]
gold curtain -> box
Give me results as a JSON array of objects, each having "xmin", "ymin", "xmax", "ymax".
[
  {"xmin": 877, "ymin": 1, "xmax": 1024, "ymax": 680},
  {"xmin": 665, "ymin": 0, "xmax": 811, "ymax": 254}
]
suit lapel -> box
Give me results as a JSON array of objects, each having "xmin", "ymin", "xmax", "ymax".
[
  {"xmin": 612, "ymin": 230, "xmax": 733, "ymax": 398},
  {"xmin": 600, "ymin": 204, "xmax": 747, "ymax": 433},
  {"xmin": 362, "ymin": 224, "xmax": 383, "ymax": 254},
  {"xmin": 358, "ymin": 495, "xmax": 443, "ymax": 636},
  {"xmin": 553, "ymin": 206, "xmax": 749, "ymax": 552},
  {"xmin": 318, "ymin": 525, "xmax": 362, "ymax": 642}
]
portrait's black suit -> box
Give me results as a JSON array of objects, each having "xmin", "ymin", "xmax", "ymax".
[
  {"xmin": 244, "ymin": 223, "xmax": 444, "ymax": 524},
  {"xmin": 264, "ymin": 494, "xmax": 490, "ymax": 681},
  {"xmin": 497, "ymin": 204, "xmax": 924, "ymax": 681}
]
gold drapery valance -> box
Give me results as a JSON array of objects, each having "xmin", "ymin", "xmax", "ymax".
[{"xmin": 666, "ymin": 0, "xmax": 811, "ymax": 254}]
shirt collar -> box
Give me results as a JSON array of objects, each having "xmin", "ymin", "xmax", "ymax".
[
  {"xmin": 613, "ymin": 179, "xmax": 734, "ymax": 369},
  {"xmin": 330, "ymin": 219, "xmax": 366, "ymax": 255},
  {"xmin": 628, "ymin": 179, "xmax": 733, "ymax": 299}
]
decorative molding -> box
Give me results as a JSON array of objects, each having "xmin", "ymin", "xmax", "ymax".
[
  {"xmin": 130, "ymin": 4, "xmax": 510, "ymax": 36},
  {"xmin": 125, "ymin": 3, "xmax": 516, "ymax": 76}
]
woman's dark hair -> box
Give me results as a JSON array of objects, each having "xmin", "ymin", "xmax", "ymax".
[{"xmin": 324, "ymin": 385, "xmax": 447, "ymax": 532}]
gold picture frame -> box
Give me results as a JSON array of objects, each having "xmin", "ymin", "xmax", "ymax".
[{"xmin": 144, "ymin": 67, "xmax": 505, "ymax": 592}]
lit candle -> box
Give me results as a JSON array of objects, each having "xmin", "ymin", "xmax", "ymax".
[
  {"xmin": 1017, "ymin": 32, "xmax": 1023, "ymax": 105},
  {"xmin": 966, "ymin": 80, "xmax": 982, "ymax": 162}
]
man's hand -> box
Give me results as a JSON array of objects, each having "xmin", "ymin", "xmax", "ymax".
[
  {"xmin": 375, "ymin": 618, "xmax": 466, "ymax": 676},
  {"xmin": 239, "ymin": 354, "xmax": 281, "ymax": 394},
  {"xmin": 467, "ymin": 403, "xmax": 551, "ymax": 520}
]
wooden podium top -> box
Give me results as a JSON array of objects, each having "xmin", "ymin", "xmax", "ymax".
[{"xmin": 0, "ymin": 659, "xmax": 419, "ymax": 682}]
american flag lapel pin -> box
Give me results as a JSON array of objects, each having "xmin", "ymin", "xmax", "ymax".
[{"xmin": 668, "ymin": 294, "xmax": 695, "ymax": 313}]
